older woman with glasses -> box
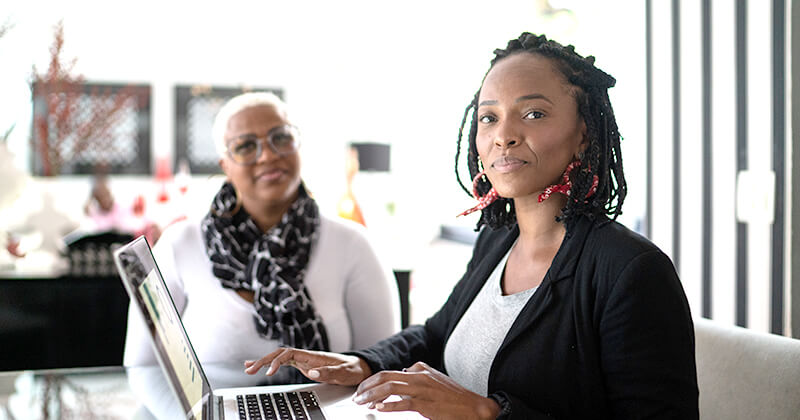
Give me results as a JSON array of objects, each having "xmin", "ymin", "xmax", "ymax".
[{"xmin": 123, "ymin": 92, "xmax": 400, "ymax": 388}]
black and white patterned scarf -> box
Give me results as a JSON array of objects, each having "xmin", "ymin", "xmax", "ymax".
[{"xmin": 201, "ymin": 182, "xmax": 329, "ymax": 351}]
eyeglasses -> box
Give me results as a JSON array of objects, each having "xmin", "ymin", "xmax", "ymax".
[{"xmin": 225, "ymin": 124, "xmax": 300, "ymax": 165}]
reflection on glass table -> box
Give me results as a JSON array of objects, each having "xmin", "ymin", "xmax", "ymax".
[
  {"xmin": 0, "ymin": 362, "xmax": 305, "ymax": 420},
  {"xmin": 0, "ymin": 366, "xmax": 138, "ymax": 419},
  {"xmin": 0, "ymin": 362, "xmax": 429, "ymax": 419}
]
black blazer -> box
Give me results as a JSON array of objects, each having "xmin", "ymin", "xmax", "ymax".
[{"xmin": 351, "ymin": 215, "xmax": 699, "ymax": 419}]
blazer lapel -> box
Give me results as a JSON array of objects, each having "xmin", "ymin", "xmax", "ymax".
[{"xmin": 495, "ymin": 216, "xmax": 595, "ymax": 353}]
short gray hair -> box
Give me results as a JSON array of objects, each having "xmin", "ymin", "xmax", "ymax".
[{"xmin": 212, "ymin": 91, "xmax": 287, "ymax": 157}]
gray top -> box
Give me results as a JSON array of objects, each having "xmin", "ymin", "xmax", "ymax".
[{"xmin": 443, "ymin": 244, "xmax": 537, "ymax": 396}]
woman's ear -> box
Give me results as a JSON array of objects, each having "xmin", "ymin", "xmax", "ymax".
[
  {"xmin": 575, "ymin": 120, "xmax": 588, "ymax": 159},
  {"xmin": 219, "ymin": 158, "xmax": 231, "ymax": 179}
]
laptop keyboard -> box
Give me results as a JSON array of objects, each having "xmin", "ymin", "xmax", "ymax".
[{"xmin": 236, "ymin": 391, "xmax": 326, "ymax": 420}]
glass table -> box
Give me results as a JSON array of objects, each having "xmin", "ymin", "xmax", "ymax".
[
  {"xmin": 0, "ymin": 365, "xmax": 140, "ymax": 419},
  {"xmin": 0, "ymin": 362, "xmax": 302, "ymax": 420},
  {"xmin": 0, "ymin": 363, "xmax": 428, "ymax": 420}
]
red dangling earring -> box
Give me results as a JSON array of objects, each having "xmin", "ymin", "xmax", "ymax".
[
  {"xmin": 458, "ymin": 171, "xmax": 499, "ymax": 217},
  {"xmin": 538, "ymin": 161, "xmax": 599, "ymax": 203}
]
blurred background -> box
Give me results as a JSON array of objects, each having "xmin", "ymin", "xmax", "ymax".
[
  {"xmin": 0, "ymin": 0, "xmax": 647, "ymax": 239},
  {"xmin": 0, "ymin": 0, "xmax": 796, "ymax": 372}
]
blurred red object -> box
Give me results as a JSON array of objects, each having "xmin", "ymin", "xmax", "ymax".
[
  {"xmin": 155, "ymin": 157, "xmax": 172, "ymax": 203},
  {"xmin": 5, "ymin": 234, "xmax": 25, "ymax": 258},
  {"xmin": 175, "ymin": 158, "xmax": 191, "ymax": 195},
  {"xmin": 156, "ymin": 185, "xmax": 169, "ymax": 203},
  {"xmin": 155, "ymin": 157, "xmax": 172, "ymax": 181},
  {"xmin": 132, "ymin": 194, "xmax": 146, "ymax": 216}
]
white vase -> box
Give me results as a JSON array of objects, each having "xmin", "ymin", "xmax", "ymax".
[{"xmin": 0, "ymin": 141, "xmax": 28, "ymax": 210}]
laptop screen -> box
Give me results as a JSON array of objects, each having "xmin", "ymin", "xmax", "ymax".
[{"xmin": 115, "ymin": 236, "xmax": 211, "ymax": 419}]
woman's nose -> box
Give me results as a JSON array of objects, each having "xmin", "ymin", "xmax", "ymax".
[
  {"xmin": 255, "ymin": 139, "xmax": 279, "ymax": 163},
  {"xmin": 494, "ymin": 121, "xmax": 520, "ymax": 148}
]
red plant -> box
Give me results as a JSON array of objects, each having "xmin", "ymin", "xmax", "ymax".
[{"xmin": 30, "ymin": 21, "xmax": 136, "ymax": 176}]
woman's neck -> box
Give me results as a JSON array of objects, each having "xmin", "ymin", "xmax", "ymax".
[
  {"xmin": 512, "ymin": 194, "xmax": 568, "ymax": 251},
  {"xmin": 242, "ymin": 194, "xmax": 297, "ymax": 233},
  {"xmin": 500, "ymin": 194, "xmax": 567, "ymax": 295}
]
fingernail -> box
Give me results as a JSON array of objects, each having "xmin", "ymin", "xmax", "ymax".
[
  {"xmin": 375, "ymin": 403, "xmax": 384, "ymax": 410},
  {"xmin": 308, "ymin": 369, "xmax": 320, "ymax": 378},
  {"xmin": 354, "ymin": 394, "xmax": 366, "ymax": 404},
  {"xmin": 266, "ymin": 365, "xmax": 275, "ymax": 375}
]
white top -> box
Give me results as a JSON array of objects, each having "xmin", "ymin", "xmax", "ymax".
[
  {"xmin": 443, "ymin": 245, "xmax": 537, "ymax": 396},
  {"xmin": 123, "ymin": 215, "xmax": 401, "ymax": 367}
]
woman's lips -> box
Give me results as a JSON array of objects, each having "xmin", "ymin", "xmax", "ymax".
[
  {"xmin": 254, "ymin": 169, "xmax": 285, "ymax": 182},
  {"xmin": 491, "ymin": 156, "xmax": 528, "ymax": 173}
]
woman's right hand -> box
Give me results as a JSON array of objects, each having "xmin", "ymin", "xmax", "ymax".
[{"xmin": 244, "ymin": 348, "xmax": 372, "ymax": 386}]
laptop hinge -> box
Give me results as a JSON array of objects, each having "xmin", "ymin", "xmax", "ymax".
[
  {"xmin": 202, "ymin": 393, "xmax": 224, "ymax": 420},
  {"xmin": 213, "ymin": 394, "xmax": 224, "ymax": 420}
]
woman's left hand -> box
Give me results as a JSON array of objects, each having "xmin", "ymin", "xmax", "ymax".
[{"xmin": 353, "ymin": 361, "xmax": 500, "ymax": 420}]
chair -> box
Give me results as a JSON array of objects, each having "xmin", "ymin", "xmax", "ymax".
[
  {"xmin": 694, "ymin": 317, "xmax": 800, "ymax": 419},
  {"xmin": 64, "ymin": 230, "xmax": 134, "ymax": 277}
]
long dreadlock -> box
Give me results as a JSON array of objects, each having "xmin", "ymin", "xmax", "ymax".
[{"xmin": 455, "ymin": 32, "xmax": 626, "ymax": 232}]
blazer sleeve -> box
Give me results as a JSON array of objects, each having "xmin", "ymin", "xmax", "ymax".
[
  {"xmin": 348, "ymin": 228, "xmax": 491, "ymax": 373},
  {"xmin": 347, "ymin": 272, "xmax": 472, "ymax": 373},
  {"xmin": 598, "ymin": 249, "xmax": 699, "ymax": 419},
  {"xmin": 488, "ymin": 391, "xmax": 554, "ymax": 420}
]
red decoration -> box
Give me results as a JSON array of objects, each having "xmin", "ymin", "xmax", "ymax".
[
  {"xmin": 458, "ymin": 171, "xmax": 499, "ymax": 217},
  {"xmin": 538, "ymin": 161, "xmax": 599, "ymax": 203},
  {"xmin": 459, "ymin": 161, "xmax": 600, "ymax": 217}
]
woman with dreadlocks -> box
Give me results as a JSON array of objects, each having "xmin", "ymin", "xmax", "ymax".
[{"xmin": 244, "ymin": 33, "xmax": 698, "ymax": 419}]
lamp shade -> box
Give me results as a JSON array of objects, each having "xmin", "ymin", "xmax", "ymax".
[{"xmin": 350, "ymin": 142, "xmax": 390, "ymax": 172}]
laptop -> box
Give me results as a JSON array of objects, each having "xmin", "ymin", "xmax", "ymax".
[{"xmin": 114, "ymin": 235, "xmax": 420, "ymax": 420}]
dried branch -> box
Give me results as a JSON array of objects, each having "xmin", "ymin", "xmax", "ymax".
[{"xmin": 30, "ymin": 21, "xmax": 136, "ymax": 176}]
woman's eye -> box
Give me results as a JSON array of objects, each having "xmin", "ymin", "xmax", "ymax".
[
  {"xmin": 272, "ymin": 133, "xmax": 293, "ymax": 147},
  {"xmin": 478, "ymin": 114, "xmax": 496, "ymax": 124},
  {"xmin": 524, "ymin": 110, "xmax": 545, "ymax": 120},
  {"xmin": 234, "ymin": 140, "xmax": 258, "ymax": 154}
]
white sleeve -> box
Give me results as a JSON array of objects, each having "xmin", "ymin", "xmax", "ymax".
[
  {"xmin": 122, "ymin": 227, "xmax": 189, "ymax": 367},
  {"xmin": 343, "ymin": 231, "xmax": 401, "ymax": 349},
  {"xmin": 126, "ymin": 366, "xmax": 186, "ymax": 419}
]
